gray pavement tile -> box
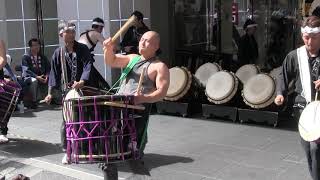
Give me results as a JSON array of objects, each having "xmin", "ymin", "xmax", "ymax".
[
  {"xmin": 214, "ymin": 163, "xmax": 279, "ymax": 180},
  {"xmin": 185, "ymin": 143, "xmax": 258, "ymax": 164},
  {"xmin": 236, "ymin": 150, "xmax": 292, "ymax": 171},
  {"xmin": 213, "ymin": 134, "xmax": 275, "ymax": 152},
  {"xmin": 275, "ymin": 163, "xmax": 312, "ymax": 180},
  {"xmin": 159, "ymin": 155, "xmax": 231, "ymax": 178},
  {"xmin": 31, "ymin": 170, "xmax": 78, "ymax": 180},
  {"xmin": 148, "ymin": 167, "xmax": 208, "ymax": 180}
]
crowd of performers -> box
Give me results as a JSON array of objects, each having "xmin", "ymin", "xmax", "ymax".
[
  {"xmin": 2, "ymin": 9, "xmax": 320, "ymax": 180},
  {"xmin": 0, "ymin": 11, "xmax": 169, "ymax": 180}
]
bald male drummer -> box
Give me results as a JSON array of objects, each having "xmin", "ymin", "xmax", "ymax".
[
  {"xmin": 102, "ymin": 31, "xmax": 170, "ymax": 179},
  {"xmin": 78, "ymin": 17, "xmax": 110, "ymax": 89}
]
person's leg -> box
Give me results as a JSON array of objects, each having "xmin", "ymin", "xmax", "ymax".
[
  {"xmin": 102, "ymin": 163, "xmax": 118, "ymax": 180},
  {"xmin": 135, "ymin": 104, "xmax": 152, "ymax": 155},
  {"xmin": 28, "ymin": 77, "xmax": 38, "ymax": 108},
  {"xmin": 309, "ymin": 142, "xmax": 320, "ymax": 180},
  {"xmin": 0, "ymin": 123, "xmax": 8, "ymax": 143},
  {"xmin": 301, "ymin": 138, "xmax": 313, "ymax": 175}
]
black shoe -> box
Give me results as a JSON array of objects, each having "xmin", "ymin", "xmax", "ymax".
[{"xmin": 29, "ymin": 102, "xmax": 38, "ymax": 109}]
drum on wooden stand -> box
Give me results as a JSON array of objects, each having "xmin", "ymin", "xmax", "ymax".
[
  {"xmin": 235, "ymin": 64, "xmax": 260, "ymax": 84},
  {"xmin": 165, "ymin": 66, "xmax": 200, "ymax": 102},
  {"xmin": 242, "ymin": 74, "xmax": 276, "ymax": 110},
  {"xmin": 63, "ymin": 87, "xmax": 143, "ymax": 164},
  {"xmin": 205, "ymin": 71, "xmax": 240, "ymax": 105},
  {"xmin": 195, "ymin": 62, "xmax": 221, "ymax": 88}
]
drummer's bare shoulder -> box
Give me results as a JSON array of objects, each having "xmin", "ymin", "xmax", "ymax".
[
  {"xmin": 108, "ymin": 54, "xmax": 137, "ymax": 68},
  {"xmin": 149, "ymin": 59, "xmax": 169, "ymax": 84}
]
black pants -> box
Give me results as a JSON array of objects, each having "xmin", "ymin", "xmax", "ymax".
[
  {"xmin": 295, "ymin": 107, "xmax": 320, "ymax": 180},
  {"xmin": 0, "ymin": 125, "xmax": 8, "ymax": 135},
  {"xmin": 102, "ymin": 104, "xmax": 152, "ymax": 179}
]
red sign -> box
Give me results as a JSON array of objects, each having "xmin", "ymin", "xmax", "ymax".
[{"xmin": 232, "ymin": 2, "xmax": 238, "ymax": 25}]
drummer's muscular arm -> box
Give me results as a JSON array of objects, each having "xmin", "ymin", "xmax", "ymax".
[
  {"xmin": 103, "ymin": 37, "xmax": 135, "ymax": 68},
  {"xmin": 137, "ymin": 62, "xmax": 170, "ymax": 104},
  {"xmin": 0, "ymin": 40, "xmax": 7, "ymax": 69}
]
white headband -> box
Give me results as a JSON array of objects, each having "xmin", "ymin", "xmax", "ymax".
[
  {"xmin": 59, "ymin": 25, "xmax": 76, "ymax": 34},
  {"xmin": 301, "ymin": 26, "xmax": 320, "ymax": 34},
  {"xmin": 92, "ymin": 22, "xmax": 104, "ymax": 27}
]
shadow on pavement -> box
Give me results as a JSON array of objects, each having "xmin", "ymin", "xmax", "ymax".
[
  {"xmin": 0, "ymin": 138, "xmax": 62, "ymax": 158},
  {"xmin": 11, "ymin": 105, "xmax": 62, "ymax": 118},
  {"xmin": 117, "ymin": 153, "xmax": 194, "ymax": 176}
]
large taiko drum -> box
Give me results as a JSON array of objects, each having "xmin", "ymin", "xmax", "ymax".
[
  {"xmin": 63, "ymin": 88, "xmax": 142, "ymax": 164},
  {"xmin": 165, "ymin": 66, "xmax": 199, "ymax": 101},
  {"xmin": 205, "ymin": 71, "xmax": 239, "ymax": 105},
  {"xmin": 195, "ymin": 62, "xmax": 221, "ymax": 88},
  {"xmin": 235, "ymin": 64, "xmax": 260, "ymax": 84},
  {"xmin": 299, "ymin": 100, "xmax": 320, "ymax": 142},
  {"xmin": 242, "ymin": 74, "xmax": 276, "ymax": 109},
  {"xmin": 0, "ymin": 80, "xmax": 21, "ymax": 125}
]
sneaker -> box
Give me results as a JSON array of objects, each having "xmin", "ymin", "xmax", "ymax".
[
  {"xmin": 0, "ymin": 135, "xmax": 8, "ymax": 144},
  {"xmin": 61, "ymin": 154, "xmax": 69, "ymax": 164}
]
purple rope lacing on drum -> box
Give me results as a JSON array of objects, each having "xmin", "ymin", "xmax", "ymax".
[{"xmin": 65, "ymin": 101, "xmax": 72, "ymax": 162}]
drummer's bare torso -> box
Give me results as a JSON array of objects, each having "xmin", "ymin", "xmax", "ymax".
[{"xmin": 127, "ymin": 54, "xmax": 162, "ymax": 82}]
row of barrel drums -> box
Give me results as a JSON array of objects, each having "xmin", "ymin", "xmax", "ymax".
[{"xmin": 164, "ymin": 63, "xmax": 281, "ymax": 111}]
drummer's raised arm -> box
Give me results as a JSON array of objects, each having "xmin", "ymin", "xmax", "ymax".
[
  {"xmin": 103, "ymin": 37, "xmax": 135, "ymax": 68},
  {"xmin": 0, "ymin": 40, "xmax": 7, "ymax": 69}
]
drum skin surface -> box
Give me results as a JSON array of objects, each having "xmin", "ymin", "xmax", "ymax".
[
  {"xmin": 242, "ymin": 74, "xmax": 275, "ymax": 108},
  {"xmin": 166, "ymin": 67, "xmax": 188, "ymax": 97},
  {"xmin": 206, "ymin": 71, "xmax": 235, "ymax": 101},
  {"xmin": 195, "ymin": 62, "xmax": 220, "ymax": 87},
  {"xmin": 236, "ymin": 64, "xmax": 259, "ymax": 84},
  {"xmin": 299, "ymin": 101, "xmax": 320, "ymax": 142},
  {"xmin": 64, "ymin": 89, "xmax": 82, "ymax": 100}
]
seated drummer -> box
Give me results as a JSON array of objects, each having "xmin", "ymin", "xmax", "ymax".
[
  {"xmin": 0, "ymin": 40, "xmax": 9, "ymax": 143},
  {"xmin": 44, "ymin": 20, "xmax": 94, "ymax": 163},
  {"xmin": 102, "ymin": 31, "xmax": 169, "ymax": 179}
]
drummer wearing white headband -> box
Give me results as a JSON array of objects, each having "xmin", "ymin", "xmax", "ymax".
[
  {"xmin": 275, "ymin": 16, "xmax": 320, "ymax": 180},
  {"xmin": 78, "ymin": 17, "xmax": 110, "ymax": 90},
  {"xmin": 44, "ymin": 20, "xmax": 94, "ymax": 164}
]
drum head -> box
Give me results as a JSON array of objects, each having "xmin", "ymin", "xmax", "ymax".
[
  {"xmin": 206, "ymin": 71, "xmax": 236, "ymax": 102},
  {"xmin": 299, "ymin": 101, "xmax": 320, "ymax": 142},
  {"xmin": 236, "ymin": 64, "xmax": 259, "ymax": 84},
  {"xmin": 166, "ymin": 67, "xmax": 188, "ymax": 98},
  {"xmin": 64, "ymin": 89, "xmax": 82, "ymax": 100},
  {"xmin": 242, "ymin": 74, "xmax": 275, "ymax": 107},
  {"xmin": 195, "ymin": 62, "xmax": 221, "ymax": 87}
]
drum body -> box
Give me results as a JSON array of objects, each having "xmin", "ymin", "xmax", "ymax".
[
  {"xmin": 235, "ymin": 64, "xmax": 259, "ymax": 84},
  {"xmin": 63, "ymin": 91, "xmax": 138, "ymax": 164},
  {"xmin": 242, "ymin": 74, "xmax": 276, "ymax": 109},
  {"xmin": 0, "ymin": 80, "xmax": 21, "ymax": 125},
  {"xmin": 165, "ymin": 67, "xmax": 199, "ymax": 102},
  {"xmin": 195, "ymin": 62, "xmax": 221, "ymax": 88},
  {"xmin": 299, "ymin": 101, "xmax": 320, "ymax": 142},
  {"xmin": 205, "ymin": 71, "xmax": 240, "ymax": 105}
]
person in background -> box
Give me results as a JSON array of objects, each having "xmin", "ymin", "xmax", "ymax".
[
  {"xmin": 238, "ymin": 19, "xmax": 259, "ymax": 66},
  {"xmin": 120, "ymin": 10, "xmax": 150, "ymax": 54},
  {"xmin": 21, "ymin": 38, "xmax": 50, "ymax": 109}
]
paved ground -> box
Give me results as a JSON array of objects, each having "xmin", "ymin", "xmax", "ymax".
[{"xmin": 0, "ymin": 105, "xmax": 312, "ymax": 180}]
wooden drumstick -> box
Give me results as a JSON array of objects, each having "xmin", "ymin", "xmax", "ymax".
[
  {"xmin": 136, "ymin": 67, "xmax": 146, "ymax": 94},
  {"xmin": 111, "ymin": 15, "xmax": 138, "ymax": 43}
]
